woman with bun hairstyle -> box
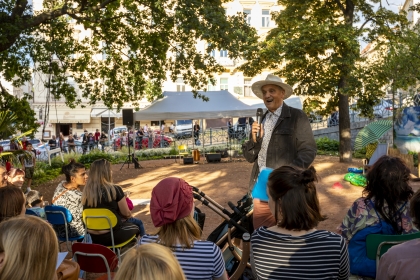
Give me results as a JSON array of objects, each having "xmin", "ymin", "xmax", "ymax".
[
  {"xmin": 251, "ymin": 165, "xmax": 349, "ymax": 280},
  {"xmin": 52, "ymin": 159, "xmax": 87, "ymax": 239},
  {"xmin": 0, "ymin": 215, "xmax": 58, "ymax": 280},
  {"xmin": 114, "ymin": 243, "xmax": 186, "ymax": 280},
  {"xmin": 140, "ymin": 177, "xmax": 228, "ymax": 280}
]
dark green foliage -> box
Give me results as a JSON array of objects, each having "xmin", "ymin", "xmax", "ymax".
[{"xmin": 315, "ymin": 137, "xmax": 339, "ymax": 152}]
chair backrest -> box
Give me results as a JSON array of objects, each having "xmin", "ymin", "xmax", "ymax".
[
  {"xmin": 25, "ymin": 209, "xmax": 39, "ymax": 217},
  {"xmin": 178, "ymin": 144, "xmax": 187, "ymax": 151},
  {"xmin": 83, "ymin": 208, "xmax": 118, "ymax": 230},
  {"xmin": 366, "ymin": 231, "xmax": 420, "ymax": 260},
  {"xmin": 368, "ymin": 143, "xmax": 388, "ymax": 166},
  {"xmin": 45, "ymin": 205, "xmax": 73, "ymax": 224},
  {"xmin": 72, "ymin": 243, "xmax": 118, "ymax": 273}
]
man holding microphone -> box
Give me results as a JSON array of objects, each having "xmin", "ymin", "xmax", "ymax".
[{"xmin": 242, "ymin": 74, "xmax": 317, "ymax": 229}]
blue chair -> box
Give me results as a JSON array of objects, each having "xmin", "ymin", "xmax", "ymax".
[
  {"xmin": 45, "ymin": 205, "xmax": 84, "ymax": 252},
  {"xmin": 25, "ymin": 209, "xmax": 39, "ymax": 216}
]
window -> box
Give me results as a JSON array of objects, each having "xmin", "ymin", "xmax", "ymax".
[
  {"xmin": 262, "ymin": 10, "xmax": 270, "ymax": 27},
  {"xmin": 151, "ymin": 120, "xmax": 164, "ymax": 126},
  {"xmin": 220, "ymin": 78, "xmax": 228, "ymax": 90},
  {"xmin": 177, "ymin": 85, "xmax": 185, "ymax": 92},
  {"xmin": 208, "ymin": 79, "xmax": 217, "ymax": 91},
  {"xmin": 244, "ymin": 78, "xmax": 252, "ymax": 96},
  {"xmin": 244, "ymin": 9, "xmax": 251, "ymax": 25},
  {"xmin": 76, "ymin": 123, "xmax": 83, "ymax": 129},
  {"xmin": 220, "ymin": 50, "xmax": 228, "ymax": 57},
  {"xmin": 176, "ymin": 77, "xmax": 185, "ymax": 92},
  {"xmin": 234, "ymin": 86, "xmax": 243, "ymax": 95}
]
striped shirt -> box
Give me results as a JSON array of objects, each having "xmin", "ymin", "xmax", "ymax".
[
  {"xmin": 251, "ymin": 227, "xmax": 349, "ymax": 280},
  {"xmin": 140, "ymin": 235, "xmax": 225, "ymax": 280}
]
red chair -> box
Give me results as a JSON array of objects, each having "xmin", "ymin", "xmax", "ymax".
[{"xmin": 72, "ymin": 243, "xmax": 118, "ymax": 280}]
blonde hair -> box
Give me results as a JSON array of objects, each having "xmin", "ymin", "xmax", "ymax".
[
  {"xmin": 82, "ymin": 159, "xmax": 116, "ymax": 207},
  {"xmin": 155, "ymin": 215, "xmax": 201, "ymax": 249},
  {"xmin": 0, "ymin": 215, "xmax": 58, "ymax": 280},
  {"xmin": 114, "ymin": 243, "xmax": 185, "ymax": 280}
]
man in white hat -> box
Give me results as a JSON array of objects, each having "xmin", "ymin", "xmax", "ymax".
[{"xmin": 242, "ymin": 74, "xmax": 317, "ymax": 229}]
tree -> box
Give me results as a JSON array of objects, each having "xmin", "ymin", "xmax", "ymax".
[
  {"xmin": 1, "ymin": 0, "xmax": 258, "ymax": 109},
  {"xmin": 239, "ymin": 0, "xmax": 407, "ymax": 162},
  {"xmin": 0, "ymin": 90, "xmax": 39, "ymax": 139}
]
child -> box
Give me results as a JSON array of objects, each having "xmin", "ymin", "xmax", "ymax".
[
  {"xmin": 26, "ymin": 190, "xmax": 46, "ymax": 219},
  {"xmin": 20, "ymin": 142, "xmax": 36, "ymax": 193}
]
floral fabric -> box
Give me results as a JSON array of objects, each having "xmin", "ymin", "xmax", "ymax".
[{"xmin": 337, "ymin": 197, "xmax": 418, "ymax": 241}]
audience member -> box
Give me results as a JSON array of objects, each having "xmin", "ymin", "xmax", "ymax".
[
  {"xmin": 377, "ymin": 189, "xmax": 420, "ymax": 280},
  {"xmin": 88, "ymin": 132, "xmax": 95, "ymax": 151},
  {"xmin": 114, "ymin": 243, "xmax": 186, "ymax": 280},
  {"xmin": 0, "ymin": 215, "xmax": 58, "ymax": 280},
  {"xmin": 48, "ymin": 135, "xmax": 57, "ymax": 150},
  {"xmin": 59, "ymin": 132, "xmax": 66, "ymax": 152},
  {"xmin": 21, "ymin": 136, "xmax": 29, "ymax": 150},
  {"xmin": 251, "ymin": 166, "xmax": 349, "ymax": 279},
  {"xmin": 100, "ymin": 131, "xmax": 107, "ymax": 152},
  {"xmin": 25, "ymin": 190, "xmax": 46, "ymax": 219},
  {"xmin": 20, "ymin": 142, "xmax": 36, "ymax": 192},
  {"xmin": 94, "ymin": 129, "xmax": 101, "ymax": 148},
  {"xmin": 82, "ymin": 131, "xmax": 88, "ymax": 154},
  {"xmin": 140, "ymin": 177, "xmax": 228, "ymax": 280},
  {"xmin": 52, "ymin": 159, "xmax": 87, "ymax": 240},
  {"xmin": 67, "ymin": 134, "xmax": 76, "ymax": 153},
  {"xmin": 6, "ymin": 168, "xmax": 25, "ymax": 188},
  {"xmin": 9, "ymin": 139, "xmax": 20, "ymax": 150},
  {"xmin": 337, "ymin": 155, "xmax": 418, "ymax": 278},
  {"xmin": 0, "ymin": 166, "xmax": 7, "ymax": 187},
  {"xmin": 82, "ymin": 159, "xmax": 142, "ymax": 246},
  {"xmin": 0, "ymin": 186, "xmax": 25, "ymax": 223}
]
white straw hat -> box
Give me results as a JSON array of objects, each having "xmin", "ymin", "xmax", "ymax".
[{"xmin": 251, "ymin": 74, "xmax": 293, "ymax": 100}]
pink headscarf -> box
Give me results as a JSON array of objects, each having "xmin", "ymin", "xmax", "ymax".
[{"xmin": 150, "ymin": 177, "xmax": 193, "ymax": 227}]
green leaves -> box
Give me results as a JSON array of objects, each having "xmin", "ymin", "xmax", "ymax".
[{"xmin": 1, "ymin": 0, "xmax": 258, "ymax": 110}]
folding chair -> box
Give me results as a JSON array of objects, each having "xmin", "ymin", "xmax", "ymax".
[
  {"xmin": 25, "ymin": 209, "xmax": 39, "ymax": 217},
  {"xmin": 45, "ymin": 205, "xmax": 84, "ymax": 252},
  {"xmin": 72, "ymin": 243, "xmax": 118, "ymax": 280},
  {"xmin": 178, "ymin": 144, "xmax": 189, "ymax": 158},
  {"xmin": 366, "ymin": 231, "xmax": 420, "ymax": 274},
  {"xmin": 83, "ymin": 208, "xmax": 137, "ymax": 262},
  {"xmin": 362, "ymin": 143, "xmax": 388, "ymax": 174}
]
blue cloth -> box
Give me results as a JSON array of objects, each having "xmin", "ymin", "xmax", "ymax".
[
  {"xmin": 251, "ymin": 168, "xmax": 273, "ymax": 202},
  {"xmin": 126, "ymin": 217, "xmax": 145, "ymax": 236}
]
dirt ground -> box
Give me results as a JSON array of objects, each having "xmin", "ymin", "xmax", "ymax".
[{"xmin": 37, "ymin": 155, "xmax": 420, "ymax": 239}]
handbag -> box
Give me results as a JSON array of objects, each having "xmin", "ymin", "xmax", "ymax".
[{"xmin": 56, "ymin": 259, "xmax": 80, "ymax": 280}]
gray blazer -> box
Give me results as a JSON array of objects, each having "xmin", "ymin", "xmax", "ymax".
[{"xmin": 242, "ymin": 103, "xmax": 317, "ymax": 190}]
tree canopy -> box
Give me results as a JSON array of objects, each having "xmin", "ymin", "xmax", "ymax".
[
  {"xmin": 1, "ymin": 0, "xmax": 258, "ymax": 110},
  {"xmin": 239, "ymin": 0, "xmax": 412, "ymax": 162}
]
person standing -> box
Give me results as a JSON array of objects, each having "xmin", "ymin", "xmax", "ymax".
[
  {"xmin": 20, "ymin": 143, "xmax": 36, "ymax": 193},
  {"xmin": 100, "ymin": 131, "xmax": 108, "ymax": 152},
  {"xmin": 136, "ymin": 128, "xmax": 143, "ymax": 149},
  {"xmin": 242, "ymin": 74, "xmax": 316, "ymax": 229},
  {"xmin": 94, "ymin": 129, "xmax": 101, "ymax": 148},
  {"xmin": 81, "ymin": 131, "xmax": 88, "ymax": 154},
  {"xmin": 147, "ymin": 128, "xmax": 154, "ymax": 148},
  {"xmin": 193, "ymin": 121, "xmax": 200, "ymax": 145},
  {"xmin": 67, "ymin": 134, "xmax": 76, "ymax": 153}
]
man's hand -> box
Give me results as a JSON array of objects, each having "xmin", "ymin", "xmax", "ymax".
[{"xmin": 251, "ymin": 122, "xmax": 264, "ymax": 143}]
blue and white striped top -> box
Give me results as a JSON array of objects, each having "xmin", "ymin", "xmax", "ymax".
[
  {"xmin": 140, "ymin": 235, "xmax": 225, "ymax": 280},
  {"xmin": 251, "ymin": 227, "xmax": 349, "ymax": 280}
]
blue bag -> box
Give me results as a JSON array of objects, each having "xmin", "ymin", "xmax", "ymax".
[{"xmin": 251, "ymin": 168, "xmax": 273, "ymax": 202}]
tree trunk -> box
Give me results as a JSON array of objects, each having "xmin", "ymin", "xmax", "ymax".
[{"xmin": 338, "ymin": 83, "xmax": 352, "ymax": 163}]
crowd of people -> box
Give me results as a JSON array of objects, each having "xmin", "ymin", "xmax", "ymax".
[{"xmin": 0, "ymin": 74, "xmax": 419, "ymax": 280}]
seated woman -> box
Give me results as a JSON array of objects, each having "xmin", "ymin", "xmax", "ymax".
[
  {"xmin": 140, "ymin": 177, "xmax": 228, "ymax": 280},
  {"xmin": 52, "ymin": 159, "xmax": 87, "ymax": 239},
  {"xmin": 114, "ymin": 243, "xmax": 186, "ymax": 280},
  {"xmin": 0, "ymin": 215, "xmax": 58, "ymax": 280},
  {"xmin": 251, "ymin": 165, "xmax": 349, "ymax": 280},
  {"xmin": 6, "ymin": 168, "xmax": 25, "ymax": 188},
  {"xmin": 82, "ymin": 159, "xmax": 142, "ymax": 246},
  {"xmin": 377, "ymin": 189, "xmax": 420, "ymax": 280},
  {"xmin": 337, "ymin": 155, "xmax": 418, "ymax": 278},
  {"xmin": 0, "ymin": 186, "xmax": 26, "ymax": 223}
]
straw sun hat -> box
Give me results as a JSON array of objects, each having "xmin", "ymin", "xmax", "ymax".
[{"xmin": 251, "ymin": 74, "xmax": 293, "ymax": 100}]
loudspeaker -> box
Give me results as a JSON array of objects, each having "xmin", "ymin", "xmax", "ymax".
[
  {"xmin": 183, "ymin": 157, "xmax": 194, "ymax": 164},
  {"xmin": 205, "ymin": 153, "xmax": 221, "ymax": 163},
  {"xmin": 122, "ymin": 109, "xmax": 133, "ymax": 126}
]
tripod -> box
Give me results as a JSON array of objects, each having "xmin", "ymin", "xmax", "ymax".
[{"xmin": 120, "ymin": 134, "xmax": 142, "ymax": 170}]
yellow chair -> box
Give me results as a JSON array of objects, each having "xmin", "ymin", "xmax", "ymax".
[
  {"xmin": 82, "ymin": 208, "xmax": 137, "ymax": 261},
  {"xmin": 177, "ymin": 144, "xmax": 189, "ymax": 158}
]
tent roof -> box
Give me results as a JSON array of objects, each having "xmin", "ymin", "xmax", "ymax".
[{"xmin": 133, "ymin": 91, "xmax": 303, "ymax": 120}]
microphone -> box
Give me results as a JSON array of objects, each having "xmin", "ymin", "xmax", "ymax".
[{"xmin": 256, "ymin": 108, "xmax": 264, "ymax": 138}]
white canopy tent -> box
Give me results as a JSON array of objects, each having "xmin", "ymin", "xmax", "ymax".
[{"xmin": 133, "ymin": 91, "xmax": 303, "ymax": 120}]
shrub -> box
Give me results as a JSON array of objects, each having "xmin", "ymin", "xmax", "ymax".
[{"xmin": 315, "ymin": 137, "xmax": 339, "ymax": 152}]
